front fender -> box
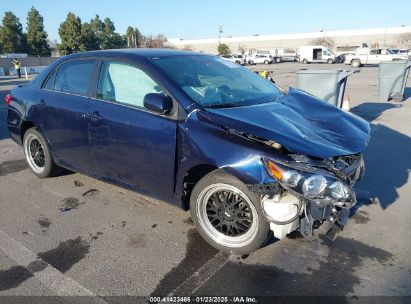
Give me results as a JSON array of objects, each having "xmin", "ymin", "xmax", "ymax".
[{"xmin": 175, "ymin": 110, "xmax": 277, "ymax": 197}]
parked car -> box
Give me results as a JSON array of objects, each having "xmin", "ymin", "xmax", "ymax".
[
  {"xmin": 345, "ymin": 48, "xmax": 409, "ymax": 67},
  {"xmin": 297, "ymin": 46, "xmax": 336, "ymax": 64},
  {"xmin": 248, "ymin": 54, "xmax": 273, "ymax": 65},
  {"xmin": 6, "ymin": 49, "xmax": 370, "ymax": 254},
  {"xmin": 220, "ymin": 54, "xmax": 245, "ymax": 65}
]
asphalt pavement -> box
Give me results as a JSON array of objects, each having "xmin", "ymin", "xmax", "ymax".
[{"xmin": 0, "ymin": 63, "xmax": 410, "ymax": 303}]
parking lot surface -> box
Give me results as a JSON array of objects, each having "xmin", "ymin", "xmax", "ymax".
[{"xmin": 0, "ymin": 63, "xmax": 411, "ymax": 302}]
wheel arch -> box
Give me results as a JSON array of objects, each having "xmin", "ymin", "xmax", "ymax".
[
  {"xmin": 20, "ymin": 120, "xmax": 36, "ymax": 142},
  {"xmin": 181, "ymin": 164, "xmax": 219, "ymax": 210}
]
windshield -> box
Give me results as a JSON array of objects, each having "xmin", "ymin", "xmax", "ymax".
[{"xmin": 151, "ymin": 55, "xmax": 283, "ymax": 108}]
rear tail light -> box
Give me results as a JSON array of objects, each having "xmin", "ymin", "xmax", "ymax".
[{"xmin": 5, "ymin": 94, "xmax": 12, "ymax": 105}]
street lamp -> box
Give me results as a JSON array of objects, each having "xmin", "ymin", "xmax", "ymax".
[{"xmin": 218, "ymin": 25, "xmax": 223, "ymax": 44}]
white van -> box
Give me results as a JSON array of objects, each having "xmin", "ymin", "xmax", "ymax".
[{"xmin": 297, "ymin": 46, "xmax": 336, "ymax": 64}]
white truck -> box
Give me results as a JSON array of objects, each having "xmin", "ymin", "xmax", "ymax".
[
  {"xmin": 296, "ymin": 46, "xmax": 336, "ymax": 64},
  {"xmin": 344, "ymin": 48, "xmax": 409, "ymax": 67}
]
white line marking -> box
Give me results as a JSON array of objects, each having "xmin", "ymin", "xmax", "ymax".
[
  {"xmin": 0, "ymin": 229, "xmax": 107, "ymax": 303},
  {"xmin": 169, "ymin": 251, "xmax": 229, "ymax": 296}
]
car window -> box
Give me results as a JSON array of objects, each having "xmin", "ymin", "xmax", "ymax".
[
  {"xmin": 54, "ymin": 60, "xmax": 95, "ymax": 96},
  {"xmin": 97, "ymin": 61, "xmax": 163, "ymax": 109},
  {"xmin": 43, "ymin": 68, "xmax": 57, "ymax": 90},
  {"xmin": 151, "ymin": 55, "xmax": 283, "ymax": 108}
]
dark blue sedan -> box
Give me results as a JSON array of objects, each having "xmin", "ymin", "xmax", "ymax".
[{"xmin": 6, "ymin": 49, "xmax": 370, "ymax": 254}]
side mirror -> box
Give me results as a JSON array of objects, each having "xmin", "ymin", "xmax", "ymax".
[{"xmin": 143, "ymin": 93, "xmax": 173, "ymax": 114}]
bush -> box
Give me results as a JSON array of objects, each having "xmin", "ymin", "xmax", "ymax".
[{"xmin": 217, "ymin": 43, "xmax": 231, "ymax": 55}]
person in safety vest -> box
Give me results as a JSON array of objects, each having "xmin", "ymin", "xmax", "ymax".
[{"xmin": 12, "ymin": 59, "xmax": 21, "ymax": 79}]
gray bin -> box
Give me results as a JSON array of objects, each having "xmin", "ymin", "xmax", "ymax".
[
  {"xmin": 296, "ymin": 69, "xmax": 360, "ymax": 108},
  {"xmin": 379, "ymin": 61, "xmax": 411, "ymax": 102}
]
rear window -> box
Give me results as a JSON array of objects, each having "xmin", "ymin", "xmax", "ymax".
[{"xmin": 54, "ymin": 60, "xmax": 95, "ymax": 96}]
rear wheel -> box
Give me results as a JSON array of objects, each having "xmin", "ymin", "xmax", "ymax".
[
  {"xmin": 249, "ymin": 60, "xmax": 255, "ymax": 65},
  {"xmin": 275, "ymin": 57, "xmax": 281, "ymax": 63},
  {"xmin": 190, "ymin": 170, "xmax": 270, "ymax": 254},
  {"xmin": 302, "ymin": 58, "xmax": 308, "ymax": 64},
  {"xmin": 264, "ymin": 60, "xmax": 269, "ymax": 64},
  {"xmin": 23, "ymin": 128, "xmax": 62, "ymax": 178}
]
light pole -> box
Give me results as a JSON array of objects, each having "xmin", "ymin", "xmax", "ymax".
[{"xmin": 218, "ymin": 25, "xmax": 223, "ymax": 44}]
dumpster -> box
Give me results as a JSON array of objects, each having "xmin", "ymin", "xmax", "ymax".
[
  {"xmin": 379, "ymin": 61, "xmax": 411, "ymax": 102},
  {"xmin": 296, "ymin": 69, "xmax": 360, "ymax": 108}
]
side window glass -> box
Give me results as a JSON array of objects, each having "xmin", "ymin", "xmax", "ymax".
[
  {"xmin": 97, "ymin": 61, "xmax": 163, "ymax": 109},
  {"xmin": 54, "ymin": 60, "xmax": 95, "ymax": 96},
  {"xmin": 43, "ymin": 69, "xmax": 57, "ymax": 90}
]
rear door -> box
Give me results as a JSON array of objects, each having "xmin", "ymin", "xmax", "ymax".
[
  {"xmin": 87, "ymin": 59, "xmax": 177, "ymax": 198},
  {"xmin": 37, "ymin": 59, "xmax": 96, "ymax": 171}
]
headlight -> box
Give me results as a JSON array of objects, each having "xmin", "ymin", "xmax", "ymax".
[
  {"xmin": 329, "ymin": 181, "xmax": 350, "ymax": 199},
  {"xmin": 302, "ymin": 175, "xmax": 327, "ymax": 198},
  {"xmin": 263, "ymin": 157, "xmax": 355, "ymax": 206}
]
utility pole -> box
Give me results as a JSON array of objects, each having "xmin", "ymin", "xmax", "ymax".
[{"xmin": 218, "ymin": 25, "xmax": 223, "ymax": 44}]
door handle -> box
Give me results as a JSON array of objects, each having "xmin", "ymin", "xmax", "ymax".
[{"xmin": 87, "ymin": 111, "xmax": 102, "ymax": 122}]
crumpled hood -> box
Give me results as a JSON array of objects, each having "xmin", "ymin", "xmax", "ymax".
[{"xmin": 205, "ymin": 88, "xmax": 371, "ymax": 159}]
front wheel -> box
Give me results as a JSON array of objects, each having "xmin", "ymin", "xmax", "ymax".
[
  {"xmin": 23, "ymin": 128, "xmax": 62, "ymax": 178},
  {"xmin": 264, "ymin": 60, "xmax": 269, "ymax": 64},
  {"xmin": 302, "ymin": 58, "xmax": 308, "ymax": 64},
  {"xmin": 275, "ymin": 57, "xmax": 281, "ymax": 63},
  {"xmin": 190, "ymin": 171, "xmax": 270, "ymax": 254},
  {"xmin": 327, "ymin": 58, "xmax": 334, "ymax": 64},
  {"xmin": 351, "ymin": 59, "xmax": 361, "ymax": 68}
]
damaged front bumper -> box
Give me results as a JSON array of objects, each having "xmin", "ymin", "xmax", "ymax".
[
  {"xmin": 261, "ymin": 193, "xmax": 351, "ymax": 240},
  {"xmin": 251, "ymin": 153, "xmax": 364, "ymax": 240}
]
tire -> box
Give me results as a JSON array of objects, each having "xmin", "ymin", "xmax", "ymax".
[
  {"xmin": 190, "ymin": 170, "xmax": 270, "ymax": 254},
  {"xmin": 264, "ymin": 60, "xmax": 269, "ymax": 64},
  {"xmin": 275, "ymin": 57, "xmax": 281, "ymax": 63},
  {"xmin": 23, "ymin": 128, "xmax": 62, "ymax": 178},
  {"xmin": 327, "ymin": 58, "xmax": 334, "ymax": 64},
  {"xmin": 351, "ymin": 59, "xmax": 361, "ymax": 68},
  {"xmin": 302, "ymin": 58, "xmax": 308, "ymax": 64},
  {"xmin": 235, "ymin": 60, "xmax": 241, "ymax": 64},
  {"xmin": 249, "ymin": 60, "xmax": 255, "ymax": 65}
]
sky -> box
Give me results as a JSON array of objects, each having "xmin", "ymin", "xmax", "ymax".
[{"xmin": 1, "ymin": 0, "xmax": 410, "ymax": 42}]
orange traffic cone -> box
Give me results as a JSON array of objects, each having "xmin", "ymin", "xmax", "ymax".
[{"xmin": 342, "ymin": 94, "xmax": 351, "ymax": 112}]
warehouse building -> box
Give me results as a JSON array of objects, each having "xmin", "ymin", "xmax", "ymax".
[{"xmin": 169, "ymin": 26, "xmax": 411, "ymax": 54}]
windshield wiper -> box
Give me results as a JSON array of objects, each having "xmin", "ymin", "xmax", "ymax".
[{"xmin": 203, "ymin": 103, "xmax": 238, "ymax": 108}]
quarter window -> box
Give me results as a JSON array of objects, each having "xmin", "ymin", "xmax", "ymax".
[
  {"xmin": 54, "ymin": 60, "xmax": 95, "ymax": 96},
  {"xmin": 97, "ymin": 61, "xmax": 163, "ymax": 109}
]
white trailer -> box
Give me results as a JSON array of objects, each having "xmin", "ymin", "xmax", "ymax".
[{"xmin": 296, "ymin": 46, "xmax": 336, "ymax": 64}]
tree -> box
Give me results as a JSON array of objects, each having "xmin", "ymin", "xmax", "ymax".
[
  {"xmin": 0, "ymin": 11, "xmax": 27, "ymax": 53},
  {"xmin": 310, "ymin": 37, "xmax": 336, "ymax": 49},
  {"xmin": 80, "ymin": 22, "xmax": 99, "ymax": 51},
  {"xmin": 99, "ymin": 17, "xmax": 125, "ymax": 49},
  {"xmin": 143, "ymin": 34, "xmax": 168, "ymax": 48},
  {"xmin": 182, "ymin": 45, "xmax": 193, "ymax": 51},
  {"xmin": 398, "ymin": 32, "xmax": 411, "ymax": 48},
  {"xmin": 58, "ymin": 12, "xmax": 82, "ymax": 54},
  {"xmin": 26, "ymin": 7, "xmax": 50, "ymax": 56},
  {"xmin": 238, "ymin": 44, "xmax": 247, "ymax": 55},
  {"xmin": 217, "ymin": 43, "xmax": 231, "ymax": 55},
  {"xmin": 125, "ymin": 26, "xmax": 143, "ymax": 48}
]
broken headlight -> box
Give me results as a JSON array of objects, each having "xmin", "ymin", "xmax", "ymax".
[{"xmin": 262, "ymin": 157, "xmax": 355, "ymax": 207}]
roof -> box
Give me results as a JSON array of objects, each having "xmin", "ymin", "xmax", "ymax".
[{"xmin": 64, "ymin": 48, "xmax": 203, "ymax": 60}]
